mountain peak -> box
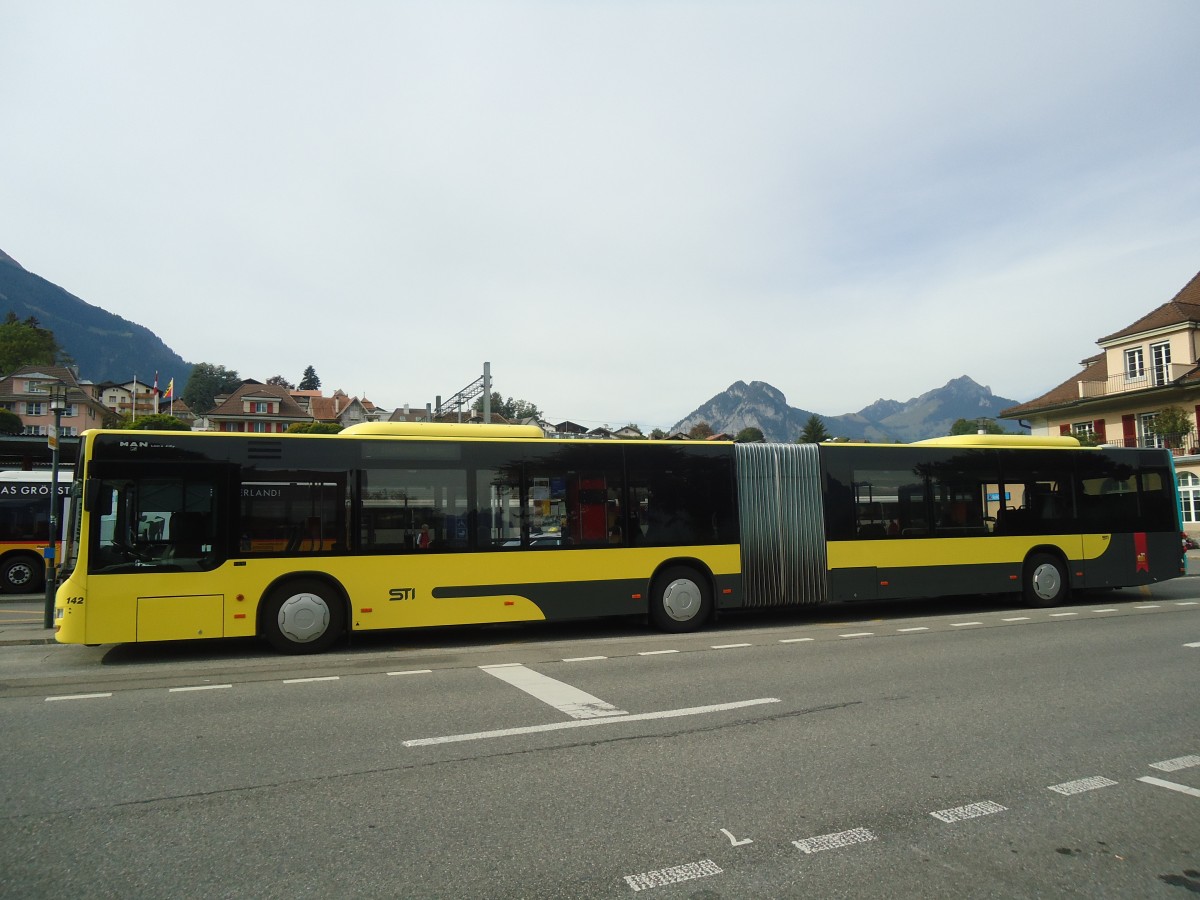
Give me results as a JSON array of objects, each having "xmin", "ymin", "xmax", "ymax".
[{"xmin": 672, "ymin": 378, "xmax": 1022, "ymax": 442}]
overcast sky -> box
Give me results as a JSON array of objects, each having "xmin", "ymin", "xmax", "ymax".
[{"xmin": 3, "ymin": 2, "xmax": 1198, "ymax": 430}]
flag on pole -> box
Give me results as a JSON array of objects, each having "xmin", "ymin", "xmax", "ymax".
[
  {"xmin": 153, "ymin": 371, "xmax": 160, "ymax": 414},
  {"xmin": 164, "ymin": 378, "xmax": 174, "ymax": 399}
]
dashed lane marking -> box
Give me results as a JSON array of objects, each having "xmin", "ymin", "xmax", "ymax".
[
  {"xmin": 779, "ymin": 637, "xmax": 814, "ymax": 643},
  {"xmin": 930, "ymin": 800, "xmax": 1007, "ymax": 823},
  {"xmin": 1047, "ymin": 776, "xmax": 1118, "ymax": 795},
  {"xmin": 562, "ymin": 655, "xmax": 608, "ymax": 662},
  {"xmin": 388, "ymin": 669, "xmax": 433, "ymax": 676},
  {"xmin": 792, "ymin": 827, "xmax": 877, "ymax": 854},
  {"xmin": 282, "ymin": 676, "xmax": 340, "ymax": 684},
  {"xmin": 44, "ymin": 692, "xmax": 111, "ymax": 702},
  {"xmin": 898, "ymin": 627, "xmax": 929, "ymax": 633},
  {"xmin": 638, "ymin": 649, "xmax": 679, "ymax": 656},
  {"xmin": 168, "ymin": 684, "xmax": 231, "ymax": 693},
  {"xmin": 711, "ymin": 643, "xmax": 752, "ymax": 650},
  {"xmin": 1150, "ymin": 755, "xmax": 1200, "ymax": 772},
  {"xmin": 624, "ymin": 859, "xmax": 722, "ymax": 892}
]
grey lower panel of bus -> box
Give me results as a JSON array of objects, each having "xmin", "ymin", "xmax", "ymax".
[{"xmin": 735, "ymin": 443, "xmax": 828, "ymax": 607}]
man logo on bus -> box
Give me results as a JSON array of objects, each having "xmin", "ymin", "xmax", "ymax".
[{"xmin": 389, "ymin": 588, "xmax": 416, "ymax": 601}]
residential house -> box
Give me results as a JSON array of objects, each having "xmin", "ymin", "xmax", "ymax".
[
  {"xmin": 96, "ymin": 379, "xmax": 159, "ymax": 420},
  {"xmin": 1000, "ymin": 269, "xmax": 1200, "ymax": 527},
  {"xmin": 0, "ymin": 365, "xmax": 111, "ymax": 440},
  {"xmin": 310, "ymin": 390, "xmax": 370, "ymax": 428},
  {"xmin": 206, "ymin": 380, "xmax": 313, "ymax": 433}
]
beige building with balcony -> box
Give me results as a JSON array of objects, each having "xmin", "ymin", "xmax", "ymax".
[{"xmin": 1001, "ymin": 269, "xmax": 1200, "ymax": 528}]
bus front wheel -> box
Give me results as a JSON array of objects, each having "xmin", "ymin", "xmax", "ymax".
[
  {"xmin": 649, "ymin": 566, "xmax": 712, "ymax": 633},
  {"xmin": 1, "ymin": 554, "xmax": 43, "ymax": 594},
  {"xmin": 263, "ymin": 579, "xmax": 345, "ymax": 654},
  {"xmin": 1023, "ymin": 553, "xmax": 1068, "ymax": 607}
]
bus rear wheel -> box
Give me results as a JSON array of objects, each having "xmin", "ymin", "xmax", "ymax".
[
  {"xmin": 2, "ymin": 554, "xmax": 43, "ymax": 594},
  {"xmin": 263, "ymin": 579, "xmax": 345, "ymax": 654},
  {"xmin": 1023, "ymin": 553, "xmax": 1068, "ymax": 607},
  {"xmin": 649, "ymin": 566, "xmax": 712, "ymax": 633}
]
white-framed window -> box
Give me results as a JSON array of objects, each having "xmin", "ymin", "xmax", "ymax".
[
  {"xmin": 1139, "ymin": 412, "xmax": 1165, "ymax": 449},
  {"xmin": 1125, "ymin": 347, "xmax": 1145, "ymax": 381},
  {"xmin": 1072, "ymin": 422, "xmax": 1096, "ymax": 439},
  {"xmin": 1151, "ymin": 340, "xmax": 1172, "ymax": 386},
  {"xmin": 1180, "ymin": 472, "xmax": 1200, "ymax": 524},
  {"xmin": 24, "ymin": 401, "xmax": 44, "ymax": 416},
  {"xmin": 253, "ymin": 421, "xmax": 268, "ymax": 433}
]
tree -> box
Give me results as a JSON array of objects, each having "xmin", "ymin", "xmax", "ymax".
[
  {"xmin": 181, "ymin": 363, "xmax": 241, "ymax": 415},
  {"xmin": 688, "ymin": 422, "xmax": 714, "ymax": 440},
  {"xmin": 287, "ymin": 422, "xmax": 342, "ymax": 434},
  {"xmin": 0, "ymin": 408, "xmax": 22, "ymax": 435},
  {"xmin": 472, "ymin": 393, "xmax": 541, "ymax": 420},
  {"xmin": 299, "ymin": 366, "xmax": 321, "ymax": 391},
  {"xmin": 649, "ymin": 428, "xmax": 667, "ymax": 440},
  {"xmin": 0, "ymin": 312, "xmax": 62, "ymax": 374},
  {"xmin": 798, "ymin": 414, "xmax": 830, "ymax": 443},
  {"xmin": 122, "ymin": 413, "xmax": 190, "ymax": 431},
  {"xmin": 1150, "ymin": 406, "xmax": 1194, "ymax": 449},
  {"xmin": 266, "ymin": 374, "xmax": 296, "ymax": 390},
  {"xmin": 735, "ymin": 426, "xmax": 765, "ymax": 443},
  {"xmin": 949, "ymin": 417, "xmax": 1005, "ymax": 436}
]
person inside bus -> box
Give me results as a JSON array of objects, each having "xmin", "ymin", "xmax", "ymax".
[{"xmin": 417, "ymin": 523, "xmax": 433, "ymax": 550}]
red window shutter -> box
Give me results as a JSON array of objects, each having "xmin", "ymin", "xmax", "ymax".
[
  {"xmin": 1121, "ymin": 414, "xmax": 1137, "ymax": 447},
  {"xmin": 1093, "ymin": 420, "xmax": 1106, "ymax": 442},
  {"xmin": 1059, "ymin": 424, "xmax": 1071, "ymax": 436}
]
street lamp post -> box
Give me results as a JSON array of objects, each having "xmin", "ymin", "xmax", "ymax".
[{"xmin": 42, "ymin": 382, "xmax": 67, "ymax": 629}]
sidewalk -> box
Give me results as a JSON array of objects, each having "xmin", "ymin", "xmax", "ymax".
[{"xmin": 0, "ymin": 597, "xmax": 57, "ymax": 646}]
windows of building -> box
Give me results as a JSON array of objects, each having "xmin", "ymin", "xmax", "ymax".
[
  {"xmin": 1180, "ymin": 472, "xmax": 1200, "ymax": 525},
  {"xmin": 1125, "ymin": 347, "xmax": 1145, "ymax": 381},
  {"xmin": 1151, "ymin": 341, "xmax": 1172, "ymax": 386}
]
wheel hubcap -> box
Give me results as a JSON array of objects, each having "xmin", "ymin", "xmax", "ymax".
[
  {"xmin": 662, "ymin": 578, "xmax": 702, "ymax": 622},
  {"xmin": 1031, "ymin": 564, "xmax": 1061, "ymax": 601},
  {"xmin": 277, "ymin": 592, "xmax": 331, "ymax": 643}
]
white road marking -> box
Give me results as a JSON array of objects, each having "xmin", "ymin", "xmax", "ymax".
[
  {"xmin": 562, "ymin": 656, "xmax": 607, "ymax": 662},
  {"xmin": 792, "ymin": 827, "xmax": 877, "ymax": 854},
  {"xmin": 720, "ymin": 828, "xmax": 753, "ymax": 847},
  {"xmin": 1150, "ymin": 755, "xmax": 1200, "ymax": 772},
  {"xmin": 1134, "ymin": 605, "xmax": 1161, "ymax": 609},
  {"xmin": 1002, "ymin": 617, "xmax": 1031, "ymax": 622},
  {"xmin": 282, "ymin": 676, "xmax": 339, "ymax": 684},
  {"xmin": 711, "ymin": 643, "xmax": 751, "ymax": 649},
  {"xmin": 930, "ymin": 800, "xmax": 1007, "ymax": 823},
  {"xmin": 388, "ymin": 669, "xmax": 433, "ymax": 676},
  {"xmin": 897, "ymin": 627, "xmax": 929, "ymax": 633},
  {"xmin": 168, "ymin": 684, "xmax": 232, "ymax": 693},
  {"xmin": 1185, "ymin": 642, "xmax": 1200, "ymax": 649},
  {"xmin": 1048, "ymin": 776, "xmax": 1118, "ymax": 795},
  {"xmin": 482, "ymin": 663, "xmax": 627, "ymax": 719},
  {"xmin": 402, "ymin": 697, "xmax": 780, "ymax": 747},
  {"xmin": 951, "ymin": 622, "xmax": 983, "ymax": 627},
  {"xmin": 624, "ymin": 859, "xmax": 722, "ymax": 892},
  {"xmin": 1175, "ymin": 601, "xmax": 1198, "ymax": 606},
  {"xmin": 1091, "ymin": 608, "xmax": 1118, "ymax": 613},
  {"xmin": 840, "ymin": 632, "xmax": 874, "ymax": 638},
  {"xmin": 45, "ymin": 692, "xmax": 112, "ymax": 702},
  {"xmin": 1138, "ymin": 776, "xmax": 1200, "ymax": 798},
  {"xmin": 1050, "ymin": 612, "xmax": 1078, "ymax": 617},
  {"xmin": 638, "ymin": 649, "xmax": 679, "ymax": 656},
  {"xmin": 779, "ymin": 637, "xmax": 814, "ymax": 643}
]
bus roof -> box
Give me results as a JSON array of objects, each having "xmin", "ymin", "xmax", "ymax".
[
  {"xmin": 911, "ymin": 434, "xmax": 1082, "ymax": 449},
  {"xmin": 340, "ymin": 422, "xmax": 546, "ymax": 440}
]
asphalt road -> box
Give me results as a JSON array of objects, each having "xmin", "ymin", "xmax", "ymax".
[{"xmin": 0, "ymin": 585, "xmax": 1197, "ymax": 898}]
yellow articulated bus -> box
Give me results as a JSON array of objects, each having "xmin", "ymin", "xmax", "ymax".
[{"xmin": 53, "ymin": 424, "xmax": 1183, "ymax": 653}]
